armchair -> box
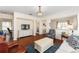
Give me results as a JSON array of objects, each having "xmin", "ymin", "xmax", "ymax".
[{"xmin": 47, "ymin": 29, "xmax": 56, "ymax": 39}]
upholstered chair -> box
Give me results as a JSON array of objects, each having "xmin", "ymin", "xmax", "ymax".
[{"xmin": 47, "ymin": 29, "xmax": 56, "ymax": 39}]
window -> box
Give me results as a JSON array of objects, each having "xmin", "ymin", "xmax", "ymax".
[
  {"xmin": 2, "ymin": 22, "xmax": 11, "ymax": 30},
  {"xmin": 57, "ymin": 22, "xmax": 68, "ymax": 29}
]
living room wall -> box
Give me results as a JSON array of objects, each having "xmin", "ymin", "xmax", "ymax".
[
  {"xmin": 50, "ymin": 15, "xmax": 78, "ymax": 30},
  {"xmin": 44, "ymin": 9, "xmax": 79, "ymax": 31},
  {"xmin": 13, "ymin": 12, "xmax": 37, "ymax": 40},
  {"xmin": 0, "ymin": 13, "xmax": 13, "ymax": 30}
]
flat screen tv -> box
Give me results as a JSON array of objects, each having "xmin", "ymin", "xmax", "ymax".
[{"xmin": 21, "ymin": 24, "xmax": 30, "ymax": 30}]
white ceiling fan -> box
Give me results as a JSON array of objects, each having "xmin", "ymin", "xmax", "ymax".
[{"xmin": 37, "ymin": 6, "xmax": 43, "ymax": 16}]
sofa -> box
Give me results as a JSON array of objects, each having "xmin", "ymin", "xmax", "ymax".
[
  {"xmin": 55, "ymin": 40, "xmax": 75, "ymax": 53},
  {"xmin": 56, "ymin": 34, "xmax": 79, "ymax": 53},
  {"xmin": 55, "ymin": 29, "xmax": 72, "ymax": 40}
]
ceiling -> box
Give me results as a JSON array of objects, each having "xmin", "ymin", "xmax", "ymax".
[{"xmin": 0, "ymin": 6, "xmax": 79, "ymax": 16}]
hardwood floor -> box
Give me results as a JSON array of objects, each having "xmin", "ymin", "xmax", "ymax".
[
  {"xmin": 16, "ymin": 34, "xmax": 63, "ymax": 48},
  {"xmin": 54, "ymin": 39, "xmax": 63, "ymax": 45},
  {"xmin": 7, "ymin": 34, "xmax": 63, "ymax": 53},
  {"xmin": 17, "ymin": 34, "xmax": 46, "ymax": 47}
]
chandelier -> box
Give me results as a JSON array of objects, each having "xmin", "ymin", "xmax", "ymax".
[{"xmin": 37, "ymin": 6, "xmax": 43, "ymax": 16}]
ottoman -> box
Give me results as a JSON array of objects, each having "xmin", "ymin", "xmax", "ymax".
[{"xmin": 34, "ymin": 37, "xmax": 53, "ymax": 53}]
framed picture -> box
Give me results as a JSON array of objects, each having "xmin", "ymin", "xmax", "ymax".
[{"xmin": 21, "ymin": 24, "xmax": 30, "ymax": 30}]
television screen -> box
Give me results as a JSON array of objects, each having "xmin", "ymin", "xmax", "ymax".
[{"xmin": 21, "ymin": 24, "xmax": 30, "ymax": 30}]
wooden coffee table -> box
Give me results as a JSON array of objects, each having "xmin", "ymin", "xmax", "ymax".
[{"xmin": 8, "ymin": 41, "xmax": 26, "ymax": 53}]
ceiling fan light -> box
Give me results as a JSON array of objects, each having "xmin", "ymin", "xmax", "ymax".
[
  {"xmin": 37, "ymin": 12, "xmax": 43, "ymax": 16},
  {"xmin": 37, "ymin": 6, "xmax": 43, "ymax": 16}
]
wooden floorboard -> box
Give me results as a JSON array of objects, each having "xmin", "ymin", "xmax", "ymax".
[
  {"xmin": 7, "ymin": 34, "xmax": 63, "ymax": 53},
  {"xmin": 16, "ymin": 34, "xmax": 63, "ymax": 48},
  {"xmin": 17, "ymin": 34, "xmax": 46, "ymax": 47}
]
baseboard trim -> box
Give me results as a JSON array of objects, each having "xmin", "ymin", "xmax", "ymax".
[{"xmin": 17, "ymin": 35, "xmax": 33, "ymax": 40}]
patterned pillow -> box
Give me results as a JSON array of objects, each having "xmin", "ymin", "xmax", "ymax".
[{"xmin": 66, "ymin": 35, "xmax": 78, "ymax": 49}]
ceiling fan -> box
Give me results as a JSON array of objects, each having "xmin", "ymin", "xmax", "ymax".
[{"xmin": 37, "ymin": 6, "xmax": 43, "ymax": 16}]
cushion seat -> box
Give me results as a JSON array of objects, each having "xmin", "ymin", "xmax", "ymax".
[{"xmin": 34, "ymin": 37, "xmax": 53, "ymax": 53}]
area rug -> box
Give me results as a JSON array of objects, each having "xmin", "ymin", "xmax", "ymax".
[{"xmin": 27, "ymin": 44, "xmax": 61, "ymax": 53}]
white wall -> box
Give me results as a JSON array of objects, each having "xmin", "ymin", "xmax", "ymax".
[
  {"xmin": 33, "ymin": 20, "xmax": 37, "ymax": 36},
  {"xmin": 46, "ymin": 19, "xmax": 51, "ymax": 33},
  {"xmin": 0, "ymin": 13, "xmax": 13, "ymax": 19},
  {"xmin": 36, "ymin": 18, "xmax": 50, "ymax": 34},
  {"xmin": 17, "ymin": 19, "xmax": 33, "ymax": 37},
  {"xmin": 13, "ymin": 12, "xmax": 37, "ymax": 40},
  {"xmin": 50, "ymin": 20, "xmax": 57, "ymax": 29},
  {"xmin": 39, "ymin": 20, "xmax": 43, "ymax": 34},
  {"xmin": 44, "ymin": 10, "xmax": 79, "ymax": 32}
]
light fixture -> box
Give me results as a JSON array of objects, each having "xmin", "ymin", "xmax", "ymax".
[{"xmin": 37, "ymin": 6, "xmax": 43, "ymax": 16}]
